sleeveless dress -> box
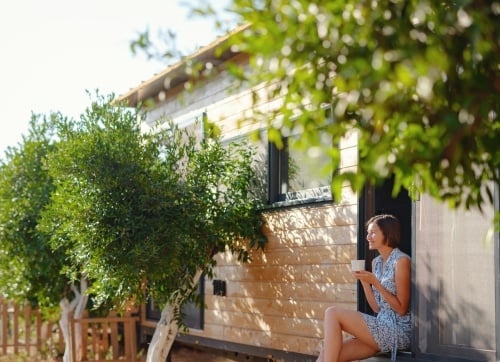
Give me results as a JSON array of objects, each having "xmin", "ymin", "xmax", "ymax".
[{"xmin": 361, "ymin": 248, "xmax": 412, "ymax": 362}]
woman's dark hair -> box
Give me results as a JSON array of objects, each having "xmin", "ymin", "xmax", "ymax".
[{"xmin": 366, "ymin": 214, "xmax": 400, "ymax": 248}]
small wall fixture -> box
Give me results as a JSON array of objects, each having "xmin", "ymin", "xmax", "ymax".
[{"xmin": 213, "ymin": 279, "xmax": 226, "ymax": 296}]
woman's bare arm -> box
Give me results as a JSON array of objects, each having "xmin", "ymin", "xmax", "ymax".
[{"xmin": 371, "ymin": 257, "xmax": 411, "ymax": 315}]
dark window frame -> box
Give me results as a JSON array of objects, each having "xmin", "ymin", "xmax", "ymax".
[{"xmin": 268, "ymin": 106, "xmax": 335, "ymax": 207}]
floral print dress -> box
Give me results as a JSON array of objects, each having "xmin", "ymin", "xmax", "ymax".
[{"xmin": 362, "ymin": 248, "xmax": 412, "ymax": 362}]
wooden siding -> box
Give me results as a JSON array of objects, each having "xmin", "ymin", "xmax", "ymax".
[{"xmin": 187, "ymin": 201, "xmax": 358, "ymax": 357}]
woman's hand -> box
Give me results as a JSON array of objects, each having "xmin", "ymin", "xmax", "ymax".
[
  {"xmin": 353, "ymin": 271, "xmax": 380, "ymax": 313},
  {"xmin": 352, "ymin": 270, "xmax": 377, "ymax": 285},
  {"xmin": 353, "ymin": 259, "xmax": 411, "ymax": 316}
]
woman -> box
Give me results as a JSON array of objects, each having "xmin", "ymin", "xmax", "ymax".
[{"xmin": 317, "ymin": 214, "xmax": 411, "ymax": 362}]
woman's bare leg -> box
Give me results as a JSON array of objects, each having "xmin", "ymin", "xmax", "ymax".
[
  {"xmin": 338, "ymin": 339, "xmax": 379, "ymax": 362},
  {"xmin": 317, "ymin": 339, "xmax": 378, "ymax": 362},
  {"xmin": 321, "ymin": 306, "xmax": 379, "ymax": 362},
  {"xmin": 323, "ymin": 307, "xmax": 343, "ymax": 362}
]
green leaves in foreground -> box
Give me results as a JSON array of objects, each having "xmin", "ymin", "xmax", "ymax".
[{"xmin": 219, "ymin": 0, "xmax": 499, "ymax": 210}]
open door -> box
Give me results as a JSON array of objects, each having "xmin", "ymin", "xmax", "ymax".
[{"xmin": 357, "ymin": 177, "xmax": 412, "ymax": 314}]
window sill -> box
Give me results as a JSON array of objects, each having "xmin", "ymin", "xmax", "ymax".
[
  {"xmin": 265, "ymin": 195, "xmax": 334, "ymax": 210},
  {"xmin": 266, "ymin": 186, "xmax": 333, "ymax": 209}
]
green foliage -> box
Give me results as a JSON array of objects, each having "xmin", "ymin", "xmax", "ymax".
[
  {"xmin": 37, "ymin": 93, "xmax": 265, "ymax": 313},
  {"xmin": 0, "ymin": 91, "xmax": 265, "ymax": 322},
  {"xmin": 183, "ymin": 0, "xmax": 499, "ymax": 210},
  {"xmin": 0, "ymin": 114, "xmax": 67, "ymax": 310}
]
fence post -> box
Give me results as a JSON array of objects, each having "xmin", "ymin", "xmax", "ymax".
[
  {"xmin": 68, "ymin": 311, "xmax": 76, "ymax": 362},
  {"xmin": 129, "ymin": 315, "xmax": 137, "ymax": 362},
  {"xmin": 122, "ymin": 312, "xmax": 137, "ymax": 362},
  {"xmin": 12, "ymin": 302, "xmax": 19, "ymax": 355},
  {"xmin": 80, "ymin": 310, "xmax": 88, "ymax": 361},
  {"xmin": 23, "ymin": 304, "xmax": 31, "ymax": 355},
  {"xmin": 0, "ymin": 299, "xmax": 6, "ymax": 354},
  {"xmin": 36, "ymin": 309, "xmax": 42, "ymax": 355}
]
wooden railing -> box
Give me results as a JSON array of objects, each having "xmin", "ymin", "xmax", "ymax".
[
  {"xmin": 0, "ymin": 298, "xmax": 63, "ymax": 357},
  {"xmin": 70, "ymin": 311, "xmax": 139, "ymax": 362},
  {"xmin": 0, "ymin": 298, "xmax": 140, "ymax": 361}
]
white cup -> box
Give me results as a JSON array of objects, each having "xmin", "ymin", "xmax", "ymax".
[{"xmin": 351, "ymin": 259, "xmax": 365, "ymax": 272}]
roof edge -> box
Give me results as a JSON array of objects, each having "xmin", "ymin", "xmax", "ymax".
[{"xmin": 117, "ymin": 23, "xmax": 249, "ymax": 107}]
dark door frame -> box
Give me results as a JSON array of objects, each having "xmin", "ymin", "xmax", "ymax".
[
  {"xmin": 495, "ymin": 187, "xmax": 499, "ymax": 362},
  {"xmin": 357, "ymin": 178, "xmax": 412, "ymax": 313}
]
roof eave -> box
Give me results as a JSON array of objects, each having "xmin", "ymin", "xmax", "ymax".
[{"xmin": 117, "ymin": 23, "xmax": 249, "ymax": 107}]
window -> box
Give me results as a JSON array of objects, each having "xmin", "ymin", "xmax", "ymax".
[
  {"xmin": 146, "ymin": 278, "xmax": 205, "ymax": 330},
  {"xmin": 221, "ymin": 131, "xmax": 268, "ymax": 203},
  {"xmin": 268, "ymin": 108, "xmax": 334, "ymax": 205}
]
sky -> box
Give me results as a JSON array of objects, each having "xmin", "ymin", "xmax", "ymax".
[{"xmin": 0, "ymin": 0, "xmax": 230, "ymax": 158}]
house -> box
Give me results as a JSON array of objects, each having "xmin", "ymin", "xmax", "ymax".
[{"xmin": 118, "ymin": 25, "xmax": 499, "ymax": 362}]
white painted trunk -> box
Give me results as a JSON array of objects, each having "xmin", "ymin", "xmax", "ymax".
[
  {"xmin": 145, "ymin": 303, "xmax": 178, "ymax": 362},
  {"xmin": 59, "ymin": 278, "xmax": 88, "ymax": 362},
  {"xmin": 146, "ymin": 270, "xmax": 203, "ymax": 362}
]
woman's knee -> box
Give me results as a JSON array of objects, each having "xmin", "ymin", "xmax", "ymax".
[{"xmin": 324, "ymin": 306, "xmax": 344, "ymax": 321}]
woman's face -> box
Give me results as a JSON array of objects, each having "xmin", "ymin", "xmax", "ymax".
[{"xmin": 366, "ymin": 222, "xmax": 386, "ymax": 250}]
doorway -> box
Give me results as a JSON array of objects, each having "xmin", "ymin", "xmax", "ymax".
[{"xmin": 357, "ymin": 177, "xmax": 412, "ymax": 313}]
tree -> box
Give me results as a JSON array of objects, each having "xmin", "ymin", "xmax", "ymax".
[
  {"xmin": 0, "ymin": 114, "xmax": 89, "ymax": 361},
  {"xmin": 135, "ymin": 1, "xmax": 499, "ymax": 218},
  {"xmin": 238, "ymin": 1, "xmax": 498, "ymax": 210},
  {"xmin": 0, "ymin": 114, "xmax": 66, "ymax": 310},
  {"xmin": 39, "ymin": 93, "xmax": 266, "ymax": 361}
]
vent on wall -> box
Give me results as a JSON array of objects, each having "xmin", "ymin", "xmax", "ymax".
[{"xmin": 212, "ymin": 280, "xmax": 226, "ymax": 296}]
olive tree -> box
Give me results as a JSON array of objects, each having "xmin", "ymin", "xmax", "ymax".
[
  {"xmin": 0, "ymin": 114, "xmax": 66, "ymax": 310},
  {"xmin": 38, "ymin": 93, "xmax": 266, "ymax": 361},
  {"xmin": 0, "ymin": 114, "xmax": 88, "ymax": 361}
]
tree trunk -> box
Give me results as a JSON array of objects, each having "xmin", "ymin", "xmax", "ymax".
[
  {"xmin": 59, "ymin": 278, "xmax": 88, "ymax": 362},
  {"xmin": 146, "ymin": 270, "xmax": 203, "ymax": 362}
]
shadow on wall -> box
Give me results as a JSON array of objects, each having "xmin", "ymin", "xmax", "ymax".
[{"xmin": 416, "ymin": 255, "xmax": 495, "ymax": 362}]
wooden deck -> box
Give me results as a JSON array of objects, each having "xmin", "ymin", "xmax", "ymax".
[
  {"xmin": 168, "ymin": 343, "xmax": 421, "ymax": 362},
  {"xmin": 365, "ymin": 351, "xmax": 417, "ymax": 362}
]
